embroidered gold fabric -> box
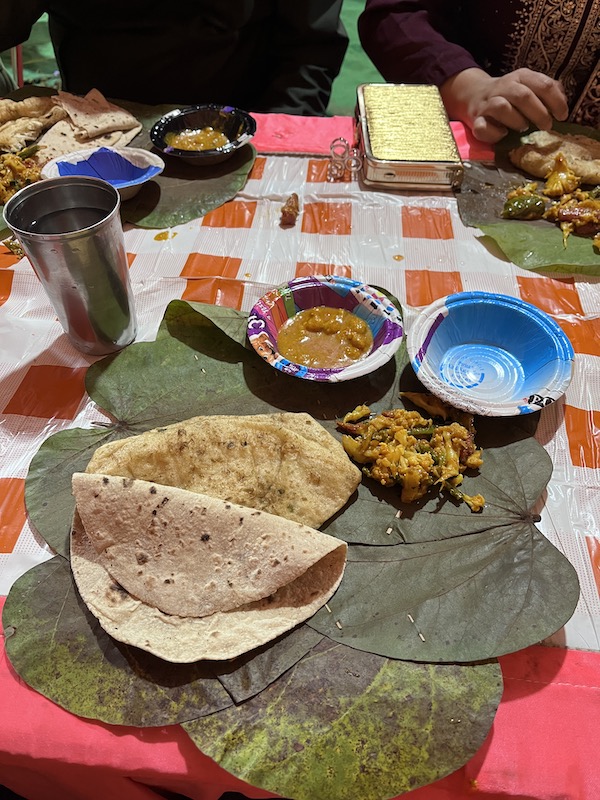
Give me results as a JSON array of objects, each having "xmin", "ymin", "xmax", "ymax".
[{"xmin": 505, "ymin": 0, "xmax": 599, "ymax": 126}]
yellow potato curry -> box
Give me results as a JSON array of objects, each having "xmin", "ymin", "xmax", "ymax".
[
  {"xmin": 0, "ymin": 151, "xmax": 42, "ymax": 204},
  {"xmin": 165, "ymin": 127, "xmax": 229, "ymax": 151},
  {"xmin": 277, "ymin": 306, "xmax": 373, "ymax": 369},
  {"xmin": 338, "ymin": 396, "xmax": 485, "ymax": 512}
]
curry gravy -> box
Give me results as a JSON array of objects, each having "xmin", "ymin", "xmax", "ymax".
[
  {"xmin": 165, "ymin": 127, "xmax": 229, "ymax": 151},
  {"xmin": 277, "ymin": 306, "xmax": 373, "ymax": 369}
]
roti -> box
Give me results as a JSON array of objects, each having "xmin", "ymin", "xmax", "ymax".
[
  {"xmin": 509, "ymin": 130, "xmax": 600, "ymax": 184},
  {"xmin": 72, "ymin": 472, "xmax": 347, "ymax": 618},
  {"xmin": 85, "ymin": 412, "xmax": 362, "ymax": 528},
  {"xmin": 71, "ymin": 516, "xmax": 345, "ymax": 662},
  {"xmin": 71, "ymin": 474, "xmax": 347, "ymax": 662},
  {"xmin": 0, "ymin": 95, "xmax": 57, "ymax": 124},
  {"xmin": 0, "ymin": 89, "xmax": 142, "ymax": 165},
  {"xmin": 0, "ymin": 106, "xmax": 66, "ymax": 152},
  {"xmin": 34, "ymin": 118, "xmax": 141, "ymax": 163},
  {"xmin": 53, "ymin": 89, "xmax": 140, "ymax": 139}
]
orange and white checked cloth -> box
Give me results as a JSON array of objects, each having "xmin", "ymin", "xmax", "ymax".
[{"xmin": 1, "ymin": 140, "xmax": 600, "ymax": 652}]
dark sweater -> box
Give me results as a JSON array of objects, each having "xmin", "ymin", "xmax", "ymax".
[{"xmin": 0, "ymin": 0, "xmax": 348, "ymax": 115}]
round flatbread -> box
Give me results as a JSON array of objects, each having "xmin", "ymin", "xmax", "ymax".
[
  {"xmin": 72, "ymin": 472, "xmax": 347, "ymax": 618},
  {"xmin": 508, "ymin": 130, "xmax": 600, "ymax": 184},
  {"xmin": 70, "ymin": 476, "xmax": 347, "ymax": 662},
  {"xmin": 85, "ymin": 412, "xmax": 361, "ymax": 528}
]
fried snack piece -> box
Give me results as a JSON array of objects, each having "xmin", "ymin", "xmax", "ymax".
[
  {"xmin": 280, "ymin": 192, "xmax": 300, "ymax": 227},
  {"xmin": 509, "ymin": 130, "xmax": 600, "ymax": 185},
  {"xmin": 86, "ymin": 412, "xmax": 361, "ymax": 528},
  {"xmin": 0, "ymin": 95, "xmax": 56, "ymax": 124}
]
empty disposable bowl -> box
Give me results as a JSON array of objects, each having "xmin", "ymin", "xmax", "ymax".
[
  {"xmin": 41, "ymin": 146, "xmax": 165, "ymax": 200},
  {"xmin": 407, "ymin": 291, "xmax": 574, "ymax": 416},
  {"xmin": 247, "ymin": 275, "xmax": 404, "ymax": 382}
]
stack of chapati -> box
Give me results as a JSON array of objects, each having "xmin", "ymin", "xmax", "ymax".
[
  {"xmin": 72, "ymin": 413, "xmax": 361, "ymax": 663},
  {"xmin": 0, "ymin": 89, "xmax": 141, "ymax": 164}
]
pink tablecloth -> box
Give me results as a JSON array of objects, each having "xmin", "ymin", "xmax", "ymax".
[
  {"xmin": 2, "ymin": 596, "xmax": 599, "ymax": 800},
  {"xmin": 251, "ymin": 113, "xmax": 494, "ymax": 161}
]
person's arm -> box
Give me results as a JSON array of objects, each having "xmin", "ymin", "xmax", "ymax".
[
  {"xmin": 358, "ymin": 0, "xmax": 477, "ymax": 88},
  {"xmin": 0, "ymin": 1, "xmax": 46, "ymax": 52},
  {"xmin": 254, "ymin": 0, "xmax": 349, "ymax": 116},
  {"xmin": 358, "ymin": 0, "xmax": 569, "ymax": 142}
]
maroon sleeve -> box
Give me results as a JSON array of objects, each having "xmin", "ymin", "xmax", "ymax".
[{"xmin": 358, "ymin": 0, "xmax": 480, "ymax": 87}]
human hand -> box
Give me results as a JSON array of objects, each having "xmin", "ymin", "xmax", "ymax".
[{"xmin": 440, "ymin": 67, "xmax": 569, "ymax": 143}]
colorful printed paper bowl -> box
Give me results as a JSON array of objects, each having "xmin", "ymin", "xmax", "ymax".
[
  {"xmin": 407, "ymin": 291, "xmax": 574, "ymax": 416},
  {"xmin": 41, "ymin": 146, "xmax": 165, "ymax": 201},
  {"xmin": 149, "ymin": 104, "xmax": 256, "ymax": 166},
  {"xmin": 247, "ymin": 275, "xmax": 404, "ymax": 382}
]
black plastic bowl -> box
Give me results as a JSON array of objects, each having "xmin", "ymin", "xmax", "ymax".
[{"xmin": 149, "ymin": 104, "xmax": 256, "ymax": 166}]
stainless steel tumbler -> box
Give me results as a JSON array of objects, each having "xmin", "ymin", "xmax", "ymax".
[{"xmin": 3, "ymin": 176, "xmax": 137, "ymax": 355}]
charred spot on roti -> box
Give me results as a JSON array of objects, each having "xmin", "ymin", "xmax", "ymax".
[
  {"xmin": 102, "ymin": 477, "xmax": 109, "ymax": 485},
  {"xmin": 122, "ymin": 478, "xmax": 134, "ymax": 488},
  {"xmin": 201, "ymin": 534, "xmax": 210, "ymax": 542},
  {"xmin": 149, "ymin": 486, "xmax": 157, "ymax": 495},
  {"xmin": 136, "ymin": 552, "xmax": 149, "ymax": 565}
]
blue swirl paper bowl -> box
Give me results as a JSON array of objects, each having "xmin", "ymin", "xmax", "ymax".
[
  {"xmin": 406, "ymin": 291, "xmax": 574, "ymax": 416},
  {"xmin": 247, "ymin": 275, "xmax": 404, "ymax": 382},
  {"xmin": 41, "ymin": 146, "xmax": 165, "ymax": 201}
]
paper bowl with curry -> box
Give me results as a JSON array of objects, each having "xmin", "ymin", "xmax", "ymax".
[
  {"xmin": 247, "ymin": 275, "xmax": 404, "ymax": 382},
  {"xmin": 149, "ymin": 104, "xmax": 256, "ymax": 166}
]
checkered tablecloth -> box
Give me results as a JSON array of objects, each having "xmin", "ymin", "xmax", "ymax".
[{"xmin": 1, "ymin": 148, "xmax": 600, "ymax": 652}]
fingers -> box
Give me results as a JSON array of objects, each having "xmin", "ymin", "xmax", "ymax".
[
  {"xmin": 471, "ymin": 115, "xmax": 508, "ymax": 144},
  {"xmin": 513, "ymin": 69, "xmax": 569, "ymax": 122},
  {"xmin": 440, "ymin": 67, "xmax": 570, "ymax": 144},
  {"xmin": 469, "ymin": 70, "xmax": 569, "ymax": 142}
]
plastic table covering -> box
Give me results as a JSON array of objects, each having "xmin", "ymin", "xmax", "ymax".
[{"xmin": 1, "ymin": 115, "xmax": 600, "ymax": 800}]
